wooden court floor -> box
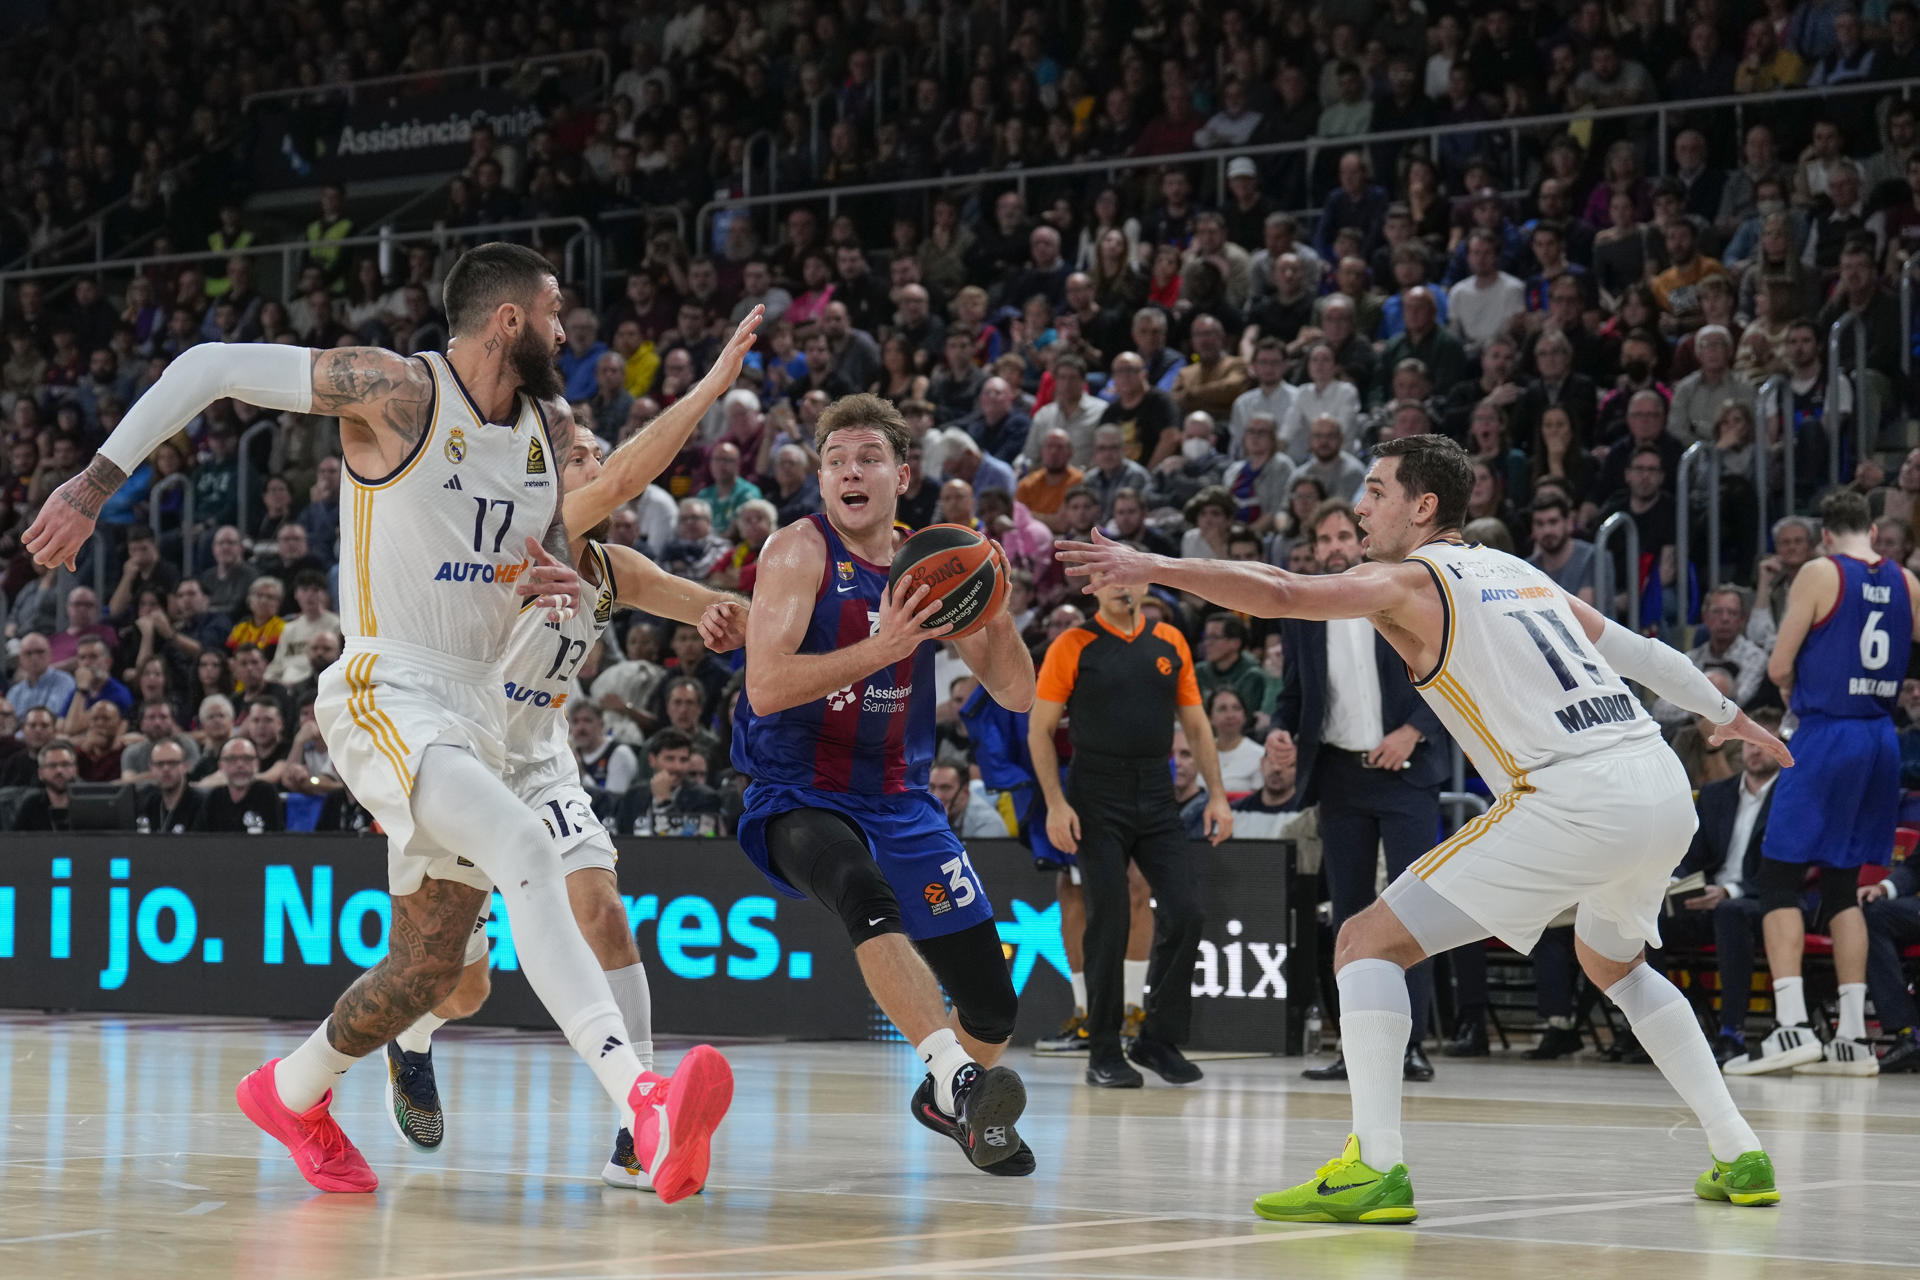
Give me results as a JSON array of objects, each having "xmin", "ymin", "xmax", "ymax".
[{"xmin": 0, "ymin": 1011, "xmax": 1914, "ymax": 1279}]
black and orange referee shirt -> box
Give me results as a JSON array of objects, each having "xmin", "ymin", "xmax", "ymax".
[{"xmin": 1034, "ymin": 613, "xmax": 1202, "ymax": 760}]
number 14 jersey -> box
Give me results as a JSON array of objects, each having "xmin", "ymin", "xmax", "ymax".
[{"xmin": 1402, "ymin": 539, "xmax": 1661, "ymax": 793}]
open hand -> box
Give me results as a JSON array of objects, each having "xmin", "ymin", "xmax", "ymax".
[
  {"xmin": 1055, "ymin": 527, "xmax": 1157, "ymax": 593},
  {"xmin": 516, "ymin": 536, "xmax": 583, "ymax": 623},
  {"xmin": 877, "ymin": 578, "xmax": 952, "ymax": 661},
  {"xmin": 1707, "ymin": 708, "xmax": 1793, "ymax": 769},
  {"xmin": 25, "ymin": 470, "xmax": 114, "ymax": 571},
  {"xmin": 1046, "ymin": 798, "xmax": 1081, "ymax": 855},
  {"xmin": 697, "ymin": 306, "xmax": 765, "ymax": 399}
]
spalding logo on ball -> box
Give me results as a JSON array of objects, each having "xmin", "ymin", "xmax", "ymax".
[{"xmin": 886, "ymin": 523, "xmax": 1009, "ymax": 639}]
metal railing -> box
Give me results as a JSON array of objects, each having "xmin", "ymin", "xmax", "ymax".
[
  {"xmin": 1902, "ymin": 255, "xmax": 1920, "ymax": 379},
  {"xmin": 1828, "ymin": 309, "xmax": 1871, "ymax": 484},
  {"xmin": 1593, "ymin": 511, "xmax": 1642, "ymax": 630},
  {"xmin": 688, "ymin": 74, "xmax": 1920, "ymax": 252},
  {"xmin": 0, "ymin": 216, "xmax": 600, "ymax": 325},
  {"xmin": 1440, "ymin": 787, "xmax": 1489, "ymax": 836},
  {"xmin": 241, "ymin": 50, "xmax": 610, "ymax": 112},
  {"xmin": 1673, "ymin": 441, "xmax": 1720, "ymax": 630},
  {"xmin": 148, "ymin": 474, "xmax": 195, "ymax": 579},
  {"xmin": 234, "ymin": 421, "xmax": 276, "ymax": 555}
]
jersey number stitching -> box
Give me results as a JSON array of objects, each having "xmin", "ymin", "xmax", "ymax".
[
  {"xmin": 1504, "ymin": 609, "xmax": 1605, "ymax": 692},
  {"xmin": 471, "ymin": 497, "xmax": 516, "ymax": 553}
]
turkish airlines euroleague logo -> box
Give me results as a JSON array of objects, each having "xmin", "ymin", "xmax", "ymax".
[{"xmin": 924, "ymin": 882, "xmax": 952, "ymax": 916}]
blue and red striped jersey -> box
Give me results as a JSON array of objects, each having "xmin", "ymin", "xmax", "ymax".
[
  {"xmin": 731, "ymin": 514, "xmax": 938, "ymax": 794},
  {"xmin": 1792, "ymin": 553, "xmax": 1912, "ymax": 720}
]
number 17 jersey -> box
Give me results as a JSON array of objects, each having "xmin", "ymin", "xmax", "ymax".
[{"xmin": 1402, "ymin": 539, "xmax": 1661, "ymax": 793}]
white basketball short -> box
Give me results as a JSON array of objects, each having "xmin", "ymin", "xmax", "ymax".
[
  {"xmin": 313, "ymin": 638, "xmax": 506, "ymax": 898},
  {"xmin": 1382, "ymin": 740, "xmax": 1698, "ymax": 960},
  {"xmin": 510, "ymin": 767, "xmax": 620, "ymax": 877}
]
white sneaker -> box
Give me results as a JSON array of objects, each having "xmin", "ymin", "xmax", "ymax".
[
  {"xmin": 1723, "ymin": 1024, "xmax": 1825, "ymax": 1076},
  {"xmin": 1795, "ymin": 1036, "xmax": 1880, "ymax": 1076},
  {"xmin": 601, "ymin": 1126, "xmax": 657, "ymax": 1191}
]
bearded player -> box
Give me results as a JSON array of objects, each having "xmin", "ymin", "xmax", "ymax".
[
  {"xmin": 732, "ymin": 393, "xmax": 1040, "ymax": 1174},
  {"xmin": 383, "ymin": 313, "xmax": 762, "ymax": 1203}
]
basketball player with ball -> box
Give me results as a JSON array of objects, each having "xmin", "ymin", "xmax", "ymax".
[{"xmin": 732, "ymin": 392, "xmax": 1040, "ymax": 1174}]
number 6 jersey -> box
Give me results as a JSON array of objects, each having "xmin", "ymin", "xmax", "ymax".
[
  {"xmin": 1401, "ymin": 539, "xmax": 1661, "ymax": 793},
  {"xmin": 1786, "ymin": 553, "xmax": 1912, "ymax": 720}
]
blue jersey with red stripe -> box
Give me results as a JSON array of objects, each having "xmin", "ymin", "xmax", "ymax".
[
  {"xmin": 731, "ymin": 513, "xmax": 937, "ymax": 794},
  {"xmin": 1792, "ymin": 554, "xmax": 1911, "ymax": 720}
]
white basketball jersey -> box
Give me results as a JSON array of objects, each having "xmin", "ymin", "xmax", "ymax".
[
  {"xmin": 500, "ymin": 540, "xmax": 617, "ymax": 773},
  {"xmin": 1401, "ymin": 539, "xmax": 1661, "ymax": 793},
  {"xmin": 337, "ymin": 351, "xmax": 560, "ymax": 667}
]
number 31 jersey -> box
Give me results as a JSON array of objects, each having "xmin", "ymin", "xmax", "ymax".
[
  {"xmin": 501, "ymin": 539, "xmax": 618, "ymax": 780},
  {"xmin": 1402, "ymin": 539, "xmax": 1661, "ymax": 793},
  {"xmin": 338, "ymin": 350, "xmax": 560, "ymax": 667}
]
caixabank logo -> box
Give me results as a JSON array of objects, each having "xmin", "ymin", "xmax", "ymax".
[{"xmin": 992, "ymin": 900, "xmax": 1288, "ymax": 1001}]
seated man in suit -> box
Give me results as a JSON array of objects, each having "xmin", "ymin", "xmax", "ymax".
[
  {"xmin": 1652, "ymin": 707, "xmax": 1786, "ymax": 1065},
  {"xmin": 1272, "ymin": 499, "xmax": 1450, "ymax": 1083},
  {"xmin": 1859, "ymin": 846, "xmax": 1920, "ymax": 1072}
]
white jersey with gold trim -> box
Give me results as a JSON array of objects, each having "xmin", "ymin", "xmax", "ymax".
[
  {"xmin": 1401, "ymin": 539, "xmax": 1661, "ymax": 792},
  {"xmin": 501, "ymin": 539, "xmax": 618, "ymax": 782},
  {"xmin": 336, "ymin": 350, "xmax": 560, "ymax": 668}
]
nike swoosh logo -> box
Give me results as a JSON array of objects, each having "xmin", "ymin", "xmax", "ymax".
[
  {"xmin": 1317, "ymin": 1180, "xmax": 1377, "ymax": 1196},
  {"xmin": 837, "ymin": 584, "xmax": 857, "ymax": 594},
  {"xmin": 868, "ymin": 917, "xmax": 886, "ymax": 926}
]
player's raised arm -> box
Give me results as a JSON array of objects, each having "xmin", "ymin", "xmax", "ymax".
[
  {"xmin": 743, "ymin": 519, "xmax": 949, "ymax": 715},
  {"xmin": 562, "ymin": 307, "xmax": 764, "ymax": 537},
  {"xmin": 1055, "ymin": 527, "xmax": 1420, "ymax": 621},
  {"xmin": 25, "ymin": 342, "xmax": 433, "ymax": 571}
]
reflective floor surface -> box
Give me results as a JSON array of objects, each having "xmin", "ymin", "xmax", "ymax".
[{"xmin": 0, "ymin": 1011, "xmax": 1914, "ymax": 1278}]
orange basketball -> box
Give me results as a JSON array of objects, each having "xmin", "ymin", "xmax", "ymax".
[{"xmin": 886, "ymin": 523, "xmax": 1008, "ymax": 639}]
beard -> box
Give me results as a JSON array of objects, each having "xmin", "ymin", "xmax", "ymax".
[
  {"xmin": 510, "ymin": 323, "xmax": 565, "ymax": 401},
  {"xmin": 1319, "ymin": 551, "xmax": 1354, "ymax": 574},
  {"xmin": 588, "ymin": 516, "xmax": 612, "ymax": 543}
]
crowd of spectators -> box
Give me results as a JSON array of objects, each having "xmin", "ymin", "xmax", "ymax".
[{"xmin": 5, "ymin": 0, "xmax": 1920, "ymax": 1049}]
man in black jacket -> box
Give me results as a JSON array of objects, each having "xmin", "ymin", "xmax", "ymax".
[
  {"xmin": 1273, "ymin": 501, "xmax": 1449, "ymax": 1081},
  {"xmin": 1652, "ymin": 707, "xmax": 1784, "ymax": 1064},
  {"xmin": 192, "ymin": 737, "xmax": 284, "ymax": 834},
  {"xmin": 11, "ymin": 739, "xmax": 76, "ymax": 831},
  {"xmin": 1861, "ymin": 838, "xmax": 1920, "ymax": 1072}
]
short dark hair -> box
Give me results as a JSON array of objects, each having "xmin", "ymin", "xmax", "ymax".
[
  {"xmin": 1821, "ymin": 488, "xmax": 1872, "ymax": 535},
  {"xmin": 38, "ymin": 738, "xmax": 76, "ymax": 765},
  {"xmin": 1530, "ymin": 491, "xmax": 1572, "ymax": 520},
  {"xmin": 815, "ymin": 392, "xmax": 911, "ymax": 461},
  {"xmin": 441, "ymin": 242, "xmax": 556, "ymax": 337},
  {"xmin": 1204, "ymin": 612, "xmax": 1248, "ymax": 644},
  {"xmin": 647, "ymin": 727, "xmax": 694, "ymax": 758},
  {"xmin": 126, "ymin": 524, "xmax": 154, "ymax": 545},
  {"xmin": 1371, "ymin": 434, "xmax": 1474, "ymax": 532},
  {"xmin": 1062, "ymin": 484, "xmax": 1098, "ymax": 508},
  {"xmin": 1630, "ymin": 444, "xmax": 1666, "ymax": 468},
  {"xmin": 294, "ymin": 569, "xmax": 328, "ymax": 592},
  {"xmin": 1308, "ymin": 497, "xmax": 1361, "ymax": 540},
  {"xmin": 1052, "ymin": 353, "xmax": 1087, "ymax": 378}
]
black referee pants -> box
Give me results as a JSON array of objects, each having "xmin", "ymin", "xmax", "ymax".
[{"xmin": 1071, "ymin": 753, "xmax": 1205, "ymax": 1058}]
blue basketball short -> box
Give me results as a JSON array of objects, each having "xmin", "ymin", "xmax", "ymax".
[
  {"xmin": 737, "ymin": 782, "xmax": 997, "ymax": 939},
  {"xmin": 1762, "ymin": 714, "xmax": 1900, "ymax": 869}
]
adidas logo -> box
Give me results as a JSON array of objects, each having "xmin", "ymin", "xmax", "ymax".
[
  {"xmin": 600, "ymin": 1035, "xmax": 625, "ymax": 1057},
  {"xmin": 635, "ymin": 1081, "xmax": 658, "ymax": 1097},
  {"xmin": 444, "ymin": 475, "xmax": 463, "ymax": 490},
  {"xmin": 527, "ymin": 436, "xmax": 547, "ymax": 474}
]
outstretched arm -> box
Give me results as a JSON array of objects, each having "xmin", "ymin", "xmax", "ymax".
[
  {"xmin": 26, "ymin": 342, "xmax": 432, "ymax": 570},
  {"xmin": 563, "ymin": 307, "xmax": 764, "ymax": 536},
  {"xmin": 1055, "ymin": 527, "xmax": 1418, "ymax": 621},
  {"xmin": 601, "ymin": 542, "xmax": 748, "ymax": 650}
]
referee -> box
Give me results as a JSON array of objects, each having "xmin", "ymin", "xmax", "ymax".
[{"xmin": 1029, "ymin": 584, "xmax": 1233, "ymax": 1087}]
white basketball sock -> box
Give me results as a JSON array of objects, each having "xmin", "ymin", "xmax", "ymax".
[
  {"xmin": 1608, "ymin": 965, "xmax": 1759, "ymax": 1162},
  {"xmin": 1773, "ymin": 976, "xmax": 1808, "ymax": 1028},
  {"xmin": 1069, "ymin": 971, "xmax": 1087, "ymax": 1015},
  {"xmin": 275, "ymin": 1020, "xmax": 360, "ymax": 1112},
  {"xmin": 1124, "ymin": 959, "xmax": 1148, "ymax": 1011},
  {"xmin": 918, "ymin": 1028, "xmax": 974, "ymax": 1115},
  {"xmin": 397, "ymin": 1011, "xmax": 446, "ymax": 1056},
  {"xmin": 1336, "ymin": 958, "xmax": 1413, "ymax": 1170},
  {"xmin": 411, "ymin": 746, "xmax": 640, "ymax": 1114},
  {"xmin": 606, "ymin": 962, "xmax": 655, "ymax": 1074},
  {"xmin": 1837, "ymin": 983, "xmax": 1867, "ymax": 1042}
]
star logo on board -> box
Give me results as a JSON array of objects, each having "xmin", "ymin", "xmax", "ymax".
[{"xmin": 995, "ymin": 899, "xmax": 1070, "ymax": 995}]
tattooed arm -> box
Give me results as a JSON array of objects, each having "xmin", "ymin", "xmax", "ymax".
[{"xmin": 25, "ymin": 341, "xmax": 430, "ymax": 570}]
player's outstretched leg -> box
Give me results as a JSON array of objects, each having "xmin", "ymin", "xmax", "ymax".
[
  {"xmin": 1576, "ymin": 934, "xmax": 1779, "ymax": 1206},
  {"xmin": 237, "ymin": 876, "xmax": 486, "ymax": 1191},
  {"xmin": 1255, "ymin": 898, "xmax": 1423, "ymax": 1223}
]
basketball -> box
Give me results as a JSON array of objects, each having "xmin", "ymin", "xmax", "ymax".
[{"xmin": 887, "ymin": 523, "xmax": 1007, "ymax": 639}]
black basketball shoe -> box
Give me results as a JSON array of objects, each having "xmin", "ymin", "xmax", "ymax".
[
  {"xmin": 910, "ymin": 1072, "xmax": 1035, "ymax": 1175},
  {"xmin": 385, "ymin": 1041, "xmax": 444, "ymax": 1151}
]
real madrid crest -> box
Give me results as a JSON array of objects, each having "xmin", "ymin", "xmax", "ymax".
[{"xmin": 444, "ymin": 425, "xmax": 467, "ymax": 464}]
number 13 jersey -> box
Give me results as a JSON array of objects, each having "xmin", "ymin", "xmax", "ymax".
[
  {"xmin": 1402, "ymin": 539, "xmax": 1661, "ymax": 793},
  {"xmin": 338, "ymin": 350, "xmax": 559, "ymax": 668},
  {"xmin": 500, "ymin": 539, "xmax": 619, "ymax": 785}
]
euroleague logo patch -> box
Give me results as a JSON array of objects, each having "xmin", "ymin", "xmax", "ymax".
[
  {"xmin": 1157, "ymin": 656, "xmax": 1173, "ymax": 675},
  {"xmin": 924, "ymin": 882, "xmax": 953, "ymax": 916},
  {"xmin": 527, "ymin": 435, "xmax": 547, "ymax": 474}
]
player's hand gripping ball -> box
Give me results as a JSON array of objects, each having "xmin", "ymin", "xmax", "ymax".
[{"xmin": 887, "ymin": 523, "xmax": 1009, "ymax": 639}]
